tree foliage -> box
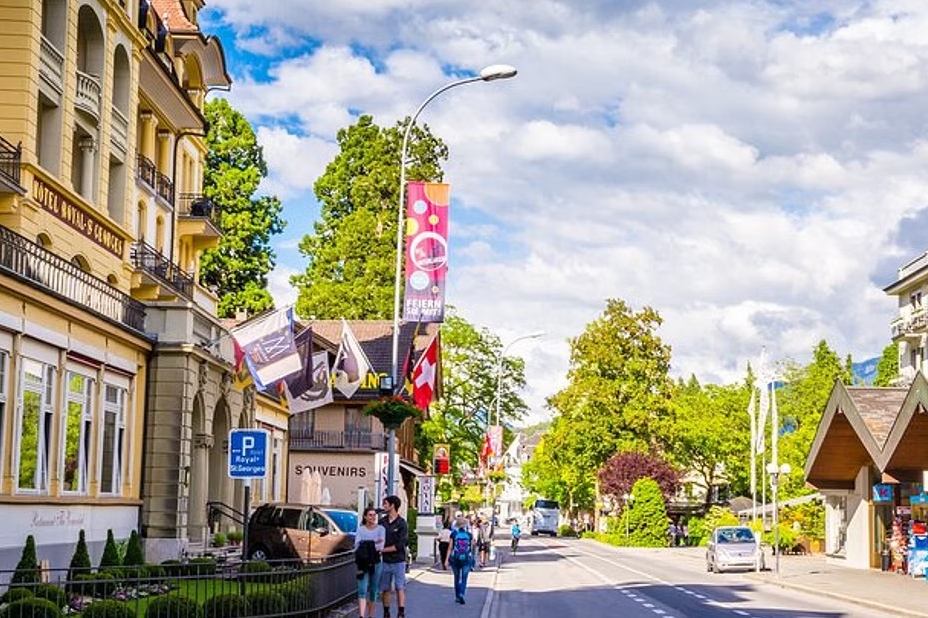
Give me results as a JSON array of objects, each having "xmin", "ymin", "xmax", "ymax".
[
  {"xmin": 68, "ymin": 530, "xmax": 91, "ymax": 580},
  {"xmin": 520, "ymin": 416, "xmax": 596, "ymax": 516},
  {"xmin": 12, "ymin": 535, "xmax": 40, "ymax": 585},
  {"xmin": 598, "ymin": 450, "xmax": 680, "ymax": 502},
  {"xmin": 200, "ymin": 98, "xmax": 284, "ymax": 318},
  {"xmin": 99, "ymin": 529, "xmax": 121, "ymax": 569},
  {"xmin": 874, "ymin": 342, "xmax": 899, "ymax": 386},
  {"xmin": 626, "ymin": 478, "xmax": 669, "ymax": 547},
  {"xmin": 292, "ymin": 115, "xmax": 448, "ymax": 320}
]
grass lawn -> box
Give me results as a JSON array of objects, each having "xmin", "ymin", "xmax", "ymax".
[{"xmin": 129, "ymin": 577, "xmax": 286, "ymax": 616}]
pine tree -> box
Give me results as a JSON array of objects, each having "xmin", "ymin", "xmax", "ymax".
[
  {"xmin": 124, "ymin": 530, "xmax": 144, "ymax": 567},
  {"xmin": 99, "ymin": 529, "xmax": 121, "ymax": 569},
  {"xmin": 11, "ymin": 535, "xmax": 40, "ymax": 585},
  {"xmin": 69, "ymin": 529, "xmax": 92, "ymax": 580}
]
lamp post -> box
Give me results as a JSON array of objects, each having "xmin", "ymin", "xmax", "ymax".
[
  {"xmin": 386, "ymin": 64, "xmax": 518, "ymax": 496},
  {"xmin": 494, "ymin": 332, "xmax": 544, "ymax": 429},
  {"xmin": 765, "ymin": 461, "xmax": 791, "ymax": 577},
  {"xmin": 623, "ymin": 493, "xmax": 634, "ymax": 543}
]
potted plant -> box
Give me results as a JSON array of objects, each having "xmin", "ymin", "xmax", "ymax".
[
  {"xmin": 212, "ymin": 532, "xmax": 227, "ymax": 548},
  {"xmin": 362, "ymin": 395, "xmax": 422, "ymax": 430},
  {"xmin": 227, "ymin": 530, "xmax": 244, "ymax": 546}
]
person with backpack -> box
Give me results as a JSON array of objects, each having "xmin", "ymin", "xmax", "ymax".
[
  {"xmin": 448, "ymin": 515, "xmax": 474, "ymax": 604},
  {"xmin": 354, "ymin": 507, "xmax": 385, "ymax": 618}
]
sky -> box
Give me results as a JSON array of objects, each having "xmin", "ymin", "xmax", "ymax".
[{"xmin": 200, "ymin": 1, "xmax": 928, "ymax": 425}]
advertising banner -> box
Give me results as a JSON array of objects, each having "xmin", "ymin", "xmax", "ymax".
[{"xmin": 403, "ymin": 181, "xmax": 450, "ymax": 323}]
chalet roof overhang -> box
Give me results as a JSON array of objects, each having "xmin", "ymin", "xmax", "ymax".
[{"xmin": 879, "ymin": 372, "xmax": 928, "ymax": 473}]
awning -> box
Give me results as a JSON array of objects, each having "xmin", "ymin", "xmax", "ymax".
[{"xmin": 400, "ymin": 461, "xmax": 427, "ymax": 477}]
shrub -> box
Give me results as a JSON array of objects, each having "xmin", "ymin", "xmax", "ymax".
[
  {"xmin": 68, "ymin": 531, "xmax": 92, "ymax": 581},
  {"xmin": 407, "ymin": 507, "xmax": 418, "ymax": 559},
  {"xmin": 211, "ymin": 533, "xmax": 227, "ymax": 548},
  {"xmin": 145, "ymin": 595, "xmax": 201, "ymax": 618},
  {"xmin": 71, "ymin": 573, "xmax": 116, "ymax": 598},
  {"xmin": 703, "ymin": 505, "xmax": 738, "ymax": 533},
  {"xmin": 159, "ymin": 560, "xmax": 182, "ymax": 578},
  {"xmin": 202, "ymin": 594, "xmax": 251, "ymax": 618},
  {"xmin": 685, "ymin": 515, "xmax": 706, "ymax": 546},
  {"xmin": 626, "ymin": 478, "xmax": 670, "ymax": 547},
  {"xmin": 187, "ymin": 558, "xmax": 216, "ymax": 577},
  {"xmin": 226, "ymin": 530, "xmax": 243, "ymax": 544},
  {"xmin": 277, "ymin": 576, "xmax": 313, "ymax": 613},
  {"xmin": 30, "ymin": 585, "xmax": 66, "ymax": 611},
  {"xmin": 12, "ymin": 535, "xmax": 41, "ymax": 586},
  {"xmin": 123, "ymin": 532, "xmax": 144, "ymax": 568},
  {"xmin": 0, "ymin": 597, "xmax": 61, "ymax": 618},
  {"xmin": 79, "ymin": 600, "xmax": 136, "ymax": 618},
  {"xmin": 245, "ymin": 591, "xmax": 285, "ymax": 616},
  {"xmin": 239, "ymin": 561, "xmax": 273, "ymax": 583},
  {"xmin": 99, "ymin": 531, "xmax": 121, "ymax": 570},
  {"xmin": 0, "ymin": 588, "xmax": 34, "ymax": 604},
  {"xmin": 558, "ymin": 525, "xmax": 578, "ymax": 537}
]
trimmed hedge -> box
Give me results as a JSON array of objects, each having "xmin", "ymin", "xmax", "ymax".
[
  {"xmin": 245, "ymin": 592, "xmax": 285, "ymax": 616},
  {"xmin": 79, "ymin": 600, "xmax": 136, "ymax": 618},
  {"xmin": 202, "ymin": 594, "xmax": 251, "ymax": 618},
  {"xmin": 0, "ymin": 597, "xmax": 62, "ymax": 618},
  {"xmin": 0, "ymin": 589, "xmax": 34, "ymax": 604},
  {"xmin": 30, "ymin": 585, "xmax": 66, "ymax": 611},
  {"xmin": 277, "ymin": 575, "xmax": 313, "ymax": 613},
  {"xmin": 144, "ymin": 595, "xmax": 201, "ymax": 618}
]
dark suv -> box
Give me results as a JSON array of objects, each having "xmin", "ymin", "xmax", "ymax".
[{"xmin": 247, "ymin": 503, "xmax": 353, "ymax": 562}]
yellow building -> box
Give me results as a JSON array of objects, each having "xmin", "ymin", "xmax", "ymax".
[{"xmin": 0, "ymin": 0, "xmax": 287, "ymax": 567}]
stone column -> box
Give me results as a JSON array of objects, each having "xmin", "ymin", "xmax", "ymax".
[
  {"xmin": 189, "ymin": 433, "xmax": 213, "ymax": 543},
  {"xmin": 139, "ymin": 112, "xmax": 156, "ymax": 160},
  {"xmin": 79, "ymin": 137, "xmax": 96, "ymax": 200}
]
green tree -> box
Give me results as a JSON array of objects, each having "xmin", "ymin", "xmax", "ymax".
[
  {"xmin": 68, "ymin": 530, "xmax": 91, "ymax": 580},
  {"xmin": 414, "ymin": 311, "xmax": 529, "ymax": 481},
  {"xmin": 124, "ymin": 530, "xmax": 144, "ymax": 567},
  {"xmin": 627, "ymin": 478, "xmax": 669, "ymax": 547},
  {"xmin": 99, "ymin": 529, "xmax": 121, "ymax": 570},
  {"xmin": 200, "ymin": 98, "xmax": 284, "ymax": 318},
  {"xmin": 874, "ymin": 342, "xmax": 899, "ymax": 386},
  {"xmin": 292, "ymin": 115, "xmax": 448, "ymax": 319},
  {"xmin": 520, "ymin": 416, "xmax": 596, "ymax": 517},
  {"xmin": 12, "ymin": 535, "xmax": 40, "ymax": 586}
]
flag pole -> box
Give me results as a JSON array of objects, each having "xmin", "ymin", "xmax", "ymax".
[{"xmin": 749, "ymin": 387, "xmax": 757, "ymax": 523}]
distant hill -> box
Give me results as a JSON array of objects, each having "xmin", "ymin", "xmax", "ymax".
[{"xmin": 853, "ymin": 357, "xmax": 879, "ymax": 385}]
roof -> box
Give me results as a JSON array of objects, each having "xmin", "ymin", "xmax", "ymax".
[
  {"xmin": 308, "ymin": 320, "xmax": 438, "ymax": 376},
  {"xmin": 847, "ymin": 387, "xmax": 908, "ymax": 450},
  {"xmin": 151, "ymin": 0, "xmax": 197, "ymax": 32}
]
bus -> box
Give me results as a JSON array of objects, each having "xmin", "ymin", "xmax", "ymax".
[{"xmin": 528, "ymin": 499, "xmax": 560, "ymax": 536}]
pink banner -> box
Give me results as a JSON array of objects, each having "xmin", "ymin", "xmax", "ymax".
[{"xmin": 403, "ymin": 181, "xmax": 450, "ymax": 323}]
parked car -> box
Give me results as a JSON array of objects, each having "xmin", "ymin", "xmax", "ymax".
[
  {"xmin": 322, "ymin": 508, "xmax": 359, "ymax": 539},
  {"xmin": 247, "ymin": 503, "xmax": 353, "ymax": 562},
  {"xmin": 706, "ymin": 526, "xmax": 764, "ymax": 573}
]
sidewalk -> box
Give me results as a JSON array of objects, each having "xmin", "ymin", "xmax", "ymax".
[{"xmin": 744, "ymin": 551, "xmax": 928, "ymax": 617}]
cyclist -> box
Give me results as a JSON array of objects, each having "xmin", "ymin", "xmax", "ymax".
[{"xmin": 510, "ymin": 520, "xmax": 521, "ymax": 553}]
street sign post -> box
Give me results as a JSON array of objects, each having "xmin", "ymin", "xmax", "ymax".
[{"xmin": 228, "ymin": 429, "xmax": 269, "ymax": 562}]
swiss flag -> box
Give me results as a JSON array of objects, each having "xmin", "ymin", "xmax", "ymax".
[{"xmin": 411, "ymin": 335, "xmax": 439, "ymax": 410}]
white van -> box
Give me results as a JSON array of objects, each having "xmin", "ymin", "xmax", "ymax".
[{"xmin": 528, "ymin": 499, "xmax": 559, "ymax": 536}]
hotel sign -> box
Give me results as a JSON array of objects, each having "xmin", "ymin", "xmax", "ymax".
[{"xmin": 32, "ymin": 177, "xmax": 125, "ymax": 258}]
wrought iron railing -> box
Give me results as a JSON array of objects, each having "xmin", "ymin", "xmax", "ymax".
[
  {"xmin": 0, "ymin": 135, "xmax": 22, "ymax": 188},
  {"xmin": 130, "ymin": 241, "xmax": 193, "ymax": 298},
  {"xmin": 289, "ymin": 430, "xmax": 388, "ymax": 451},
  {"xmin": 178, "ymin": 193, "xmax": 222, "ymax": 228},
  {"xmin": 0, "ymin": 555, "xmax": 356, "ymax": 616},
  {"xmin": 136, "ymin": 153, "xmax": 174, "ymax": 204},
  {"xmin": 0, "ymin": 225, "xmax": 145, "ymax": 332}
]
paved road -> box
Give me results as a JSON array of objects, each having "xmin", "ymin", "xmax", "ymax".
[{"xmin": 402, "ymin": 535, "xmax": 901, "ymax": 618}]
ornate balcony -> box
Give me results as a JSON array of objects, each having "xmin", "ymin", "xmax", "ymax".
[
  {"xmin": 110, "ymin": 107, "xmax": 129, "ymax": 159},
  {"xmin": 130, "ymin": 241, "xmax": 193, "ymax": 299},
  {"xmin": 136, "ymin": 154, "xmax": 174, "ymax": 204},
  {"xmin": 288, "ymin": 430, "xmax": 388, "ymax": 451},
  {"xmin": 0, "ymin": 136, "xmax": 24, "ymax": 194},
  {"xmin": 0, "ymin": 225, "xmax": 145, "ymax": 332},
  {"xmin": 891, "ymin": 309, "xmax": 928, "ymax": 340},
  {"xmin": 75, "ymin": 70, "xmax": 102, "ymax": 122},
  {"xmin": 39, "ymin": 36, "xmax": 64, "ymax": 98}
]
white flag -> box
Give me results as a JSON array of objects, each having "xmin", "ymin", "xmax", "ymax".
[
  {"xmin": 230, "ymin": 307, "xmax": 301, "ymax": 388},
  {"xmin": 333, "ymin": 319, "xmax": 372, "ymax": 398},
  {"xmin": 748, "ymin": 388, "xmax": 756, "ymax": 451},
  {"xmin": 756, "ymin": 349, "xmax": 769, "ymax": 454}
]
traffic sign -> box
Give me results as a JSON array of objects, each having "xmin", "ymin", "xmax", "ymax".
[{"xmin": 228, "ymin": 429, "xmax": 269, "ymax": 479}]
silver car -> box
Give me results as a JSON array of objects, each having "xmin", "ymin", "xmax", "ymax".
[{"xmin": 706, "ymin": 526, "xmax": 765, "ymax": 573}]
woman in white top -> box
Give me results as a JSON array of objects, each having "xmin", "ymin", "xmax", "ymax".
[{"xmin": 354, "ymin": 507, "xmax": 386, "ymax": 618}]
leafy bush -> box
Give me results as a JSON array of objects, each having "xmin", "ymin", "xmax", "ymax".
[
  {"xmin": 685, "ymin": 515, "xmax": 706, "ymax": 546},
  {"xmin": 627, "ymin": 478, "xmax": 670, "ymax": 547},
  {"xmin": 0, "ymin": 589, "xmax": 34, "ymax": 604},
  {"xmin": 145, "ymin": 595, "xmax": 202, "ymax": 618},
  {"xmin": 71, "ymin": 573, "xmax": 116, "ymax": 598},
  {"xmin": 159, "ymin": 560, "xmax": 183, "ymax": 578},
  {"xmin": 187, "ymin": 558, "xmax": 216, "ymax": 576},
  {"xmin": 703, "ymin": 505, "xmax": 739, "ymax": 538},
  {"xmin": 99, "ymin": 531, "xmax": 121, "ymax": 570},
  {"xmin": 239, "ymin": 561, "xmax": 273, "ymax": 583},
  {"xmin": 79, "ymin": 600, "xmax": 136, "ymax": 618},
  {"xmin": 763, "ymin": 521, "xmax": 798, "ymax": 553},
  {"xmin": 123, "ymin": 532, "xmax": 144, "ymax": 568},
  {"xmin": 277, "ymin": 576, "xmax": 313, "ymax": 612},
  {"xmin": 0, "ymin": 597, "xmax": 61, "ymax": 618},
  {"xmin": 69, "ymin": 531, "xmax": 92, "ymax": 582},
  {"xmin": 30, "ymin": 585, "xmax": 66, "ymax": 611},
  {"xmin": 558, "ymin": 525, "xmax": 578, "ymax": 537},
  {"xmin": 202, "ymin": 594, "xmax": 251, "ymax": 618},
  {"xmin": 226, "ymin": 530, "xmax": 244, "ymax": 544},
  {"xmin": 406, "ymin": 507, "xmax": 418, "ymax": 559},
  {"xmin": 12, "ymin": 536, "xmax": 41, "ymax": 586},
  {"xmin": 211, "ymin": 533, "xmax": 227, "ymax": 548},
  {"xmin": 245, "ymin": 591, "xmax": 285, "ymax": 616}
]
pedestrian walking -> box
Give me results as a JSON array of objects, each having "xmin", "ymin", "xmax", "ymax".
[
  {"xmin": 354, "ymin": 508, "xmax": 385, "ymax": 618},
  {"xmin": 477, "ymin": 517, "xmax": 491, "ymax": 567},
  {"xmin": 379, "ymin": 495, "xmax": 408, "ymax": 618},
  {"xmin": 438, "ymin": 522, "xmax": 453, "ymax": 569},
  {"xmin": 448, "ymin": 514, "xmax": 474, "ymax": 604}
]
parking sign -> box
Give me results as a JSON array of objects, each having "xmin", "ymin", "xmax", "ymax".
[{"xmin": 228, "ymin": 429, "xmax": 269, "ymax": 479}]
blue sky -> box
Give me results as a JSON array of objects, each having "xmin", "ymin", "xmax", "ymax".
[{"xmin": 200, "ymin": 1, "xmax": 928, "ymax": 423}]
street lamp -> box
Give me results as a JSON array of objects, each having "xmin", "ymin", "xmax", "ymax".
[
  {"xmin": 386, "ymin": 64, "xmax": 518, "ymax": 496},
  {"xmin": 623, "ymin": 493, "xmax": 634, "ymax": 542},
  {"xmin": 766, "ymin": 461, "xmax": 792, "ymax": 577},
  {"xmin": 494, "ymin": 332, "xmax": 544, "ymax": 429}
]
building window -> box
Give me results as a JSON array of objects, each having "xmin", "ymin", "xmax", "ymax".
[
  {"xmin": 17, "ymin": 359, "xmax": 55, "ymax": 493},
  {"xmin": 100, "ymin": 384, "xmax": 127, "ymax": 495},
  {"xmin": 345, "ymin": 407, "xmax": 371, "ymax": 433},
  {"xmin": 912, "ymin": 292, "xmax": 923, "ymax": 309},
  {"xmin": 62, "ymin": 372, "xmax": 94, "ymax": 494},
  {"xmin": 826, "ymin": 495, "xmax": 848, "ymax": 556}
]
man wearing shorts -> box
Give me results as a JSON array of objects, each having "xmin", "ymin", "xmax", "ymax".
[{"xmin": 379, "ymin": 495, "xmax": 408, "ymax": 618}]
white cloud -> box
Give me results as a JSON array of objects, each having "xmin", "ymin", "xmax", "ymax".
[{"xmin": 208, "ymin": 0, "xmax": 928, "ymax": 428}]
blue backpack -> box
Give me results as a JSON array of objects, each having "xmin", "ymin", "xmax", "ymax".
[{"xmin": 450, "ymin": 529, "xmax": 472, "ymax": 566}]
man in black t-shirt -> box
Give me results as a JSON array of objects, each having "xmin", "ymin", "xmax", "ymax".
[{"xmin": 379, "ymin": 495, "xmax": 408, "ymax": 618}]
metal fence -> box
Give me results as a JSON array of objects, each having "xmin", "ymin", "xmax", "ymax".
[{"xmin": 0, "ymin": 553, "xmax": 356, "ymax": 617}]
